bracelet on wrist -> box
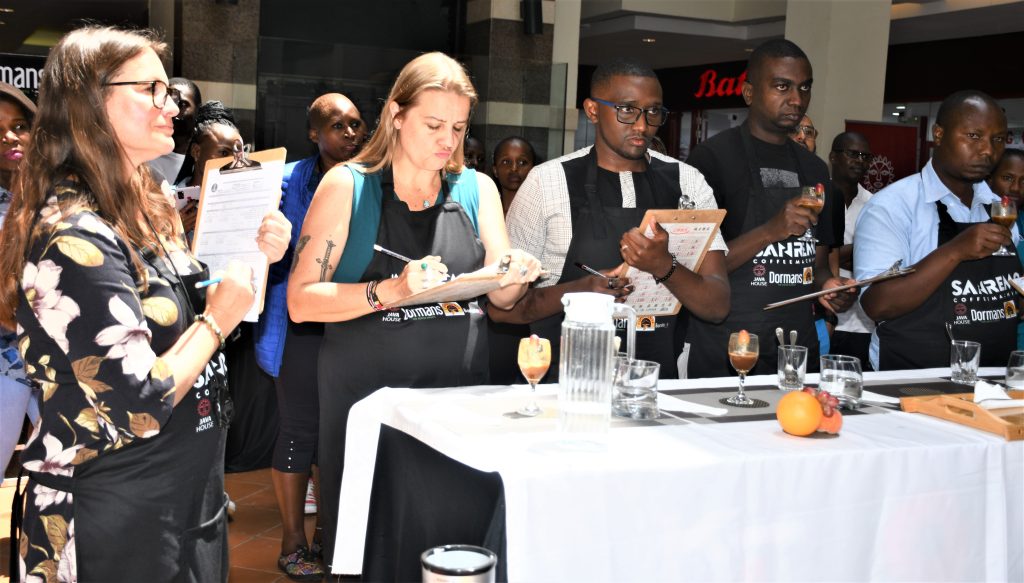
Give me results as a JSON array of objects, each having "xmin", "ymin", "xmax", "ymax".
[
  {"xmin": 195, "ymin": 313, "xmax": 226, "ymax": 350},
  {"xmin": 653, "ymin": 254, "xmax": 677, "ymax": 285},
  {"xmin": 366, "ymin": 280, "xmax": 386, "ymax": 312}
]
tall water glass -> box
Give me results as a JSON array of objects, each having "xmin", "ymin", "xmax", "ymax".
[
  {"xmin": 950, "ymin": 340, "xmax": 981, "ymax": 385},
  {"xmin": 819, "ymin": 354, "xmax": 863, "ymax": 408}
]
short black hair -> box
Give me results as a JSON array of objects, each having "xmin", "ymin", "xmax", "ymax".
[
  {"xmin": 935, "ymin": 89, "xmax": 1003, "ymax": 128},
  {"xmin": 169, "ymin": 77, "xmax": 202, "ymax": 104},
  {"xmin": 174, "ymin": 100, "xmax": 238, "ymax": 184},
  {"xmin": 590, "ymin": 59, "xmax": 657, "ymax": 95},
  {"xmin": 830, "ymin": 131, "xmax": 869, "ymax": 153},
  {"xmin": 747, "ymin": 39, "xmax": 809, "ymax": 84},
  {"xmin": 492, "ymin": 136, "xmax": 538, "ymax": 165},
  {"xmin": 996, "ymin": 148, "xmax": 1024, "ymax": 166}
]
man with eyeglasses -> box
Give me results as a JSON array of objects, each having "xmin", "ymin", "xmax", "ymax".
[
  {"xmin": 683, "ymin": 39, "xmax": 855, "ymax": 379},
  {"xmin": 855, "ymin": 90, "xmax": 1019, "ymax": 370},
  {"xmin": 495, "ymin": 59, "xmax": 730, "ymax": 378},
  {"xmin": 829, "ymin": 132, "xmax": 874, "ymax": 364},
  {"xmin": 790, "ymin": 115, "xmax": 817, "ymax": 154}
]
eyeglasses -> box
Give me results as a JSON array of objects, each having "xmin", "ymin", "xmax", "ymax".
[
  {"xmin": 590, "ymin": 97, "xmax": 669, "ymax": 127},
  {"xmin": 103, "ymin": 80, "xmax": 180, "ymax": 109},
  {"xmin": 835, "ymin": 149, "xmax": 873, "ymax": 162},
  {"xmin": 790, "ymin": 125, "xmax": 818, "ymax": 138}
]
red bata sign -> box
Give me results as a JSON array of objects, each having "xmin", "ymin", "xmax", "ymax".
[{"xmin": 694, "ymin": 69, "xmax": 747, "ymax": 99}]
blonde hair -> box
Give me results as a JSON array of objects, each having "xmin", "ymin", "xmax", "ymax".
[{"xmin": 349, "ymin": 52, "xmax": 478, "ymax": 174}]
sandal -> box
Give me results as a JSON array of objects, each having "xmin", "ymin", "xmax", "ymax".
[{"xmin": 278, "ymin": 545, "xmax": 325, "ymax": 582}]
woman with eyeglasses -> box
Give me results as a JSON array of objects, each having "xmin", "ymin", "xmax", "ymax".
[{"xmin": 0, "ymin": 26, "xmax": 290, "ymax": 581}]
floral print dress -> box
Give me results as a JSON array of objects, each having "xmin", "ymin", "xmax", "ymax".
[{"xmin": 17, "ymin": 183, "xmax": 208, "ymax": 582}]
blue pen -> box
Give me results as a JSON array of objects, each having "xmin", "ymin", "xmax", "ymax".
[{"xmin": 194, "ymin": 276, "xmax": 223, "ymax": 289}]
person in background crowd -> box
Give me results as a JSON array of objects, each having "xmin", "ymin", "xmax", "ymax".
[
  {"xmin": 684, "ymin": 40, "xmax": 854, "ymax": 379},
  {"xmin": 255, "ymin": 92, "xmax": 367, "ymax": 581},
  {"xmin": 463, "ymin": 134, "xmax": 485, "ymax": 173},
  {"xmin": 175, "ymin": 100, "xmax": 241, "ymax": 235},
  {"xmin": 286, "ymin": 52, "xmax": 540, "ymax": 570},
  {"xmin": 497, "ymin": 59, "xmax": 730, "ymax": 379},
  {"xmin": 148, "ymin": 76, "xmax": 201, "ymax": 184},
  {"xmin": 0, "ymin": 82, "xmax": 38, "ymax": 475},
  {"xmin": 985, "ymin": 148, "xmax": 1024, "ymax": 348},
  {"xmin": 790, "ymin": 114, "xmax": 817, "ymax": 154},
  {"xmin": 856, "ymin": 90, "xmax": 1018, "ymax": 370},
  {"xmin": 491, "ymin": 135, "xmax": 537, "ymax": 214},
  {"xmin": 829, "ymin": 131, "xmax": 875, "ymax": 364},
  {"xmin": 487, "ymin": 135, "xmax": 540, "ymax": 383},
  {"xmin": 0, "ymin": 26, "xmax": 289, "ymax": 581}
]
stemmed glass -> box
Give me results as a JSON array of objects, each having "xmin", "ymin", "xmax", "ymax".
[
  {"xmin": 517, "ymin": 335, "xmax": 551, "ymax": 417},
  {"xmin": 727, "ymin": 331, "xmax": 759, "ymax": 406},
  {"xmin": 990, "ymin": 197, "xmax": 1017, "ymax": 256},
  {"xmin": 796, "ymin": 184, "xmax": 825, "ymax": 242}
]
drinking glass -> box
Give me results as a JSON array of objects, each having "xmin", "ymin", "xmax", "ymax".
[
  {"xmin": 777, "ymin": 345, "xmax": 808, "ymax": 391},
  {"xmin": 612, "ymin": 357, "xmax": 661, "ymax": 419},
  {"xmin": 990, "ymin": 198, "xmax": 1017, "ymax": 256},
  {"xmin": 950, "ymin": 340, "xmax": 981, "ymax": 385},
  {"xmin": 1006, "ymin": 350, "xmax": 1024, "ymax": 389},
  {"xmin": 796, "ymin": 185, "xmax": 825, "ymax": 242},
  {"xmin": 517, "ymin": 336, "xmax": 551, "ymax": 416},
  {"xmin": 819, "ymin": 354, "xmax": 863, "ymax": 408},
  {"xmin": 727, "ymin": 332, "xmax": 759, "ymax": 406}
]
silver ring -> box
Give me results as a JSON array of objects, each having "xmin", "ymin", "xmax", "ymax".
[{"xmin": 519, "ymin": 265, "xmax": 528, "ymax": 276}]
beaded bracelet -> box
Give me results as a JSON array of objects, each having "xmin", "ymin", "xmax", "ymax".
[
  {"xmin": 195, "ymin": 313, "xmax": 226, "ymax": 350},
  {"xmin": 366, "ymin": 280, "xmax": 385, "ymax": 312},
  {"xmin": 653, "ymin": 254, "xmax": 678, "ymax": 285}
]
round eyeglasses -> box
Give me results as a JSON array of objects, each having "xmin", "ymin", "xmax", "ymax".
[
  {"xmin": 835, "ymin": 149, "xmax": 873, "ymax": 162},
  {"xmin": 590, "ymin": 97, "xmax": 669, "ymax": 127},
  {"xmin": 104, "ymin": 80, "xmax": 180, "ymax": 109}
]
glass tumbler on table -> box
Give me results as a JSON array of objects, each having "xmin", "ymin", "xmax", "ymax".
[
  {"xmin": 727, "ymin": 331, "xmax": 759, "ymax": 406},
  {"xmin": 819, "ymin": 354, "xmax": 863, "ymax": 408},
  {"xmin": 1007, "ymin": 350, "xmax": 1024, "ymax": 389},
  {"xmin": 517, "ymin": 335, "xmax": 551, "ymax": 417}
]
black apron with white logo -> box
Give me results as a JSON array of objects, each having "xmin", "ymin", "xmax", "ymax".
[
  {"xmin": 24, "ymin": 252, "xmax": 231, "ymax": 583},
  {"xmin": 530, "ymin": 148, "xmax": 683, "ymax": 379},
  {"xmin": 317, "ymin": 172, "xmax": 488, "ymax": 567},
  {"xmin": 877, "ymin": 202, "xmax": 1019, "ymax": 370},
  {"xmin": 686, "ymin": 126, "xmax": 820, "ymax": 379}
]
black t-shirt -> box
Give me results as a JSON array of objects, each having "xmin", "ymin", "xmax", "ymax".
[{"xmin": 686, "ymin": 124, "xmax": 841, "ymax": 247}]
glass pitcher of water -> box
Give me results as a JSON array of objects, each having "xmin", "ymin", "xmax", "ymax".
[{"xmin": 558, "ymin": 292, "xmax": 636, "ymax": 435}]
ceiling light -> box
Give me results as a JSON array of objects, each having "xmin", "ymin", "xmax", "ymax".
[
  {"xmin": 895, "ymin": 105, "xmax": 907, "ymax": 110},
  {"xmin": 0, "ymin": 8, "xmax": 13, "ymax": 13},
  {"xmin": 892, "ymin": 112, "xmax": 901, "ymax": 116},
  {"xmin": 641, "ymin": 37, "xmax": 656, "ymax": 44}
]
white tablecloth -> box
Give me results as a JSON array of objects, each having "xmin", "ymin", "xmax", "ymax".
[{"xmin": 334, "ymin": 368, "xmax": 1024, "ymax": 582}]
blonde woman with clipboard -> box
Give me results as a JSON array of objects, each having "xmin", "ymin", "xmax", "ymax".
[{"xmin": 287, "ymin": 52, "xmax": 541, "ymax": 571}]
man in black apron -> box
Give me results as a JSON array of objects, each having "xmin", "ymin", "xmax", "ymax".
[
  {"xmin": 855, "ymin": 90, "xmax": 1018, "ymax": 370},
  {"xmin": 684, "ymin": 39, "xmax": 856, "ymax": 379},
  {"xmin": 495, "ymin": 59, "xmax": 730, "ymax": 379}
]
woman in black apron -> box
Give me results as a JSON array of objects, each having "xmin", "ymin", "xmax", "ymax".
[
  {"xmin": 284, "ymin": 52, "xmax": 541, "ymax": 570},
  {"xmin": 530, "ymin": 148, "xmax": 685, "ymax": 378},
  {"xmin": 686, "ymin": 125, "xmax": 826, "ymax": 379},
  {"xmin": 0, "ymin": 27, "xmax": 289, "ymax": 582},
  {"xmin": 876, "ymin": 202, "xmax": 1019, "ymax": 369}
]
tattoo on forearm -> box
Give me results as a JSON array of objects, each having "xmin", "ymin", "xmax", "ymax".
[
  {"xmin": 290, "ymin": 235, "xmax": 311, "ymax": 274},
  {"xmin": 317, "ymin": 240, "xmax": 336, "ymax": 282}
]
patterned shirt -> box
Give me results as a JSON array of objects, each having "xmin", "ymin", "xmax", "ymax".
[{"xmin": 506, "ymin": 146, "xmax": 728, "ymax": 286}]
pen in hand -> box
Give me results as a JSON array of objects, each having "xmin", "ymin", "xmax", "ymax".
[
  {"xmin": 373, "ymin": 244, "xmax": 415, "ymax": 264},
  {"xmin": 574, "ymin": 262, "xmax": 611, "ymax": 280},
  {"xmin": 194, "ymin": 276, "xmax": 223, "ymax": 289}
]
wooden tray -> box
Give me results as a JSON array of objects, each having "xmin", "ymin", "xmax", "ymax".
[{"xmin": 900, "ymin": 391, "xmax": 1024, "ymax": 441}]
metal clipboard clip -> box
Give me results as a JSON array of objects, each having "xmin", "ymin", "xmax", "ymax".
[{"xmin": 220, "ymin": 141, "xmax": 261, "ymax": 174}]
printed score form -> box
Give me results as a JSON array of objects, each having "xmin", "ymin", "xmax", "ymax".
[
  {"xmin": 624, "ymin": 208, "xmax": 725, "ymax": 317},
  {"xmin": 191, "ymin": 147, "xmax": 287, "ymax": 322}
]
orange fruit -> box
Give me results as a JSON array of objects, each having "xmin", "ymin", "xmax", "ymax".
[{"xmin": 776, "ymin": 391, "xmax": 823, "ymax": 436}]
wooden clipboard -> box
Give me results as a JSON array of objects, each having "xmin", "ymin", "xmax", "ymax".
[
  {"xmin": 191, "ymin": 147, "xmax": 287, "ymax": 321},
  {"xmin": 624, "ymin": 208, "xmax": 725, "ymax": 317}
]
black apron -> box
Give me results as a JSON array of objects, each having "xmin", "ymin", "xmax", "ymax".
[
  {"xmin": 531, "ymin": 149, "xmax": 683, "ymax": 379},
  {"xmin": 318, "ymin": 172, "xmax": 488, "ymax": 568},
  {"xmin": 685, "ymin": 127, "xmax": 820, "ymax": 379},
  {"xmin": 877, "ymin": 201, "xmax": 1019, "ymax": 370},
  {"xmin": 21, "ymin": 250, "xmax": 231, "ymax": 583}
]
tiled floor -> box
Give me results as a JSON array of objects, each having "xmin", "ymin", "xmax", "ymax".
[{"xmin": 1, "ymin": 468, "xmax": 325, "ymax": 583}]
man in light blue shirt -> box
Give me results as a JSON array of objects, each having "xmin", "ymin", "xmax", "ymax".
[{"xmin": 855, "ymin": 90, "xmax": 1019, "ymax": 371}]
